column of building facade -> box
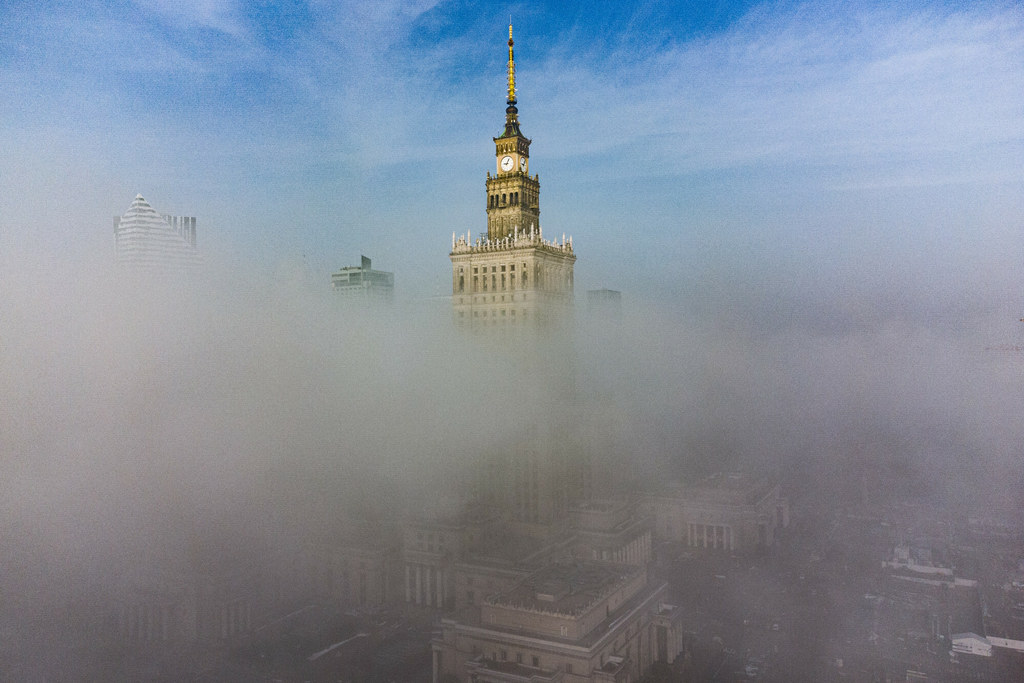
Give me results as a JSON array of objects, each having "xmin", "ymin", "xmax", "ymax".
[
  {"xmin": 685, "ymin": 524, "xmax": 735, "ymax": 550},
  {"xmin": 125, "ymin": 603, "xmax": 173, "ymax": 643}
]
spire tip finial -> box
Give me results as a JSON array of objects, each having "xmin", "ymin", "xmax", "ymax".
[{"xmin": 506, "ymin": 22, "xmax": 516, "ymax": 104}]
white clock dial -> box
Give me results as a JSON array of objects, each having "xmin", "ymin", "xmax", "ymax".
[
  {"xmin": 500, "ymin": 155, "xmax": 514, "ymax": 171},
  {"xmin": 519, "ymin": 157, "xmax": 527, "ymax": 172}
]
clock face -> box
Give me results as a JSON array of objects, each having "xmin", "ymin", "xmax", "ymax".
[
  {"xmin": 519, "ymin": 157, "xmax": 527, "ymax": 172},
  {"xmin": 500, "ymin": 155, "xmax": 514, "ymax": 171}
]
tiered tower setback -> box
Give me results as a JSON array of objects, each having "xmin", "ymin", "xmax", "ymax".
[
  {"xmin": 450, "ymin": 24, "xmax": 575, "ymax": 330},
  {"xmin": 114, "ymin": 194, "xmax": 200, "ymax": 272}
]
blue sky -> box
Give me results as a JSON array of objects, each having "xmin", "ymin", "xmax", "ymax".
[{"xmin": 1, "ymin": 0, "xmax": 1022, "ymax": 320}]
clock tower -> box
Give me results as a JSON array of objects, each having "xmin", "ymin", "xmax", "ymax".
[
  {"xmin": 486, "ymin": 24, "xmax": 540, "ymax": 242},
  {"xmin": 450, "ymin": 23, "xmax": 575, "ymax": 331}
]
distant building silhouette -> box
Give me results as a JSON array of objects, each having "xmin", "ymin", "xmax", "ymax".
[
  {"xmin": 645, "ymin": 472, "xmax": 789, "ymax": 552},
  {"xmin": 113, "ymin": 194, "xmax": 200, "ymax": 272},
  {"xmin": 331, "ymin": 255, "xmax": 394, "ymax": 301},
  {"xmin": 586, "ymin": 288, "xmax": 622, "ymax": 319}
]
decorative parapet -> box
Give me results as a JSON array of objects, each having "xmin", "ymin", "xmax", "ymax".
[{"xmin": 451, "ymin": 225, "xmax": 573, "ymax": 256}]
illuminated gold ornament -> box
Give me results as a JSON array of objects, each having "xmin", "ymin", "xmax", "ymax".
[{"xmin": 507, "ymin": 23, "xmax": 516, "ymax": 104}]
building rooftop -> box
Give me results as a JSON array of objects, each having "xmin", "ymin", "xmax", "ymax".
[
  {"xmin": 451, "ymin": 227, "xmax": 573, "ymax": 257},
  {"xmin": 486, "ymin": 561, "xmax": 642, "ymax": 618},
  {"xmin": 331, "ymin": 255, "xmax": 393, "ymax": 297},
  {"xmin": 660, "ymin": 472, "xmax": 777, "ymax": 506},
  {"xmin": 447, "ymin": 576, "xmax": 675, "ymax": 650}
]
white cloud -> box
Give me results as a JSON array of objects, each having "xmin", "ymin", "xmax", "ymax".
[
  {"xmin": 527, "ymin": 4, "xmax": 1024, "ymax": 189},
  {"xmin": 132, "ymin": 0, "xmax": 248, "ymax": 36}
]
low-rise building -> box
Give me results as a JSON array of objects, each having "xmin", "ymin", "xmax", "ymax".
[
  {"xmin": 645, "ymin": 472, "xmax": 788, "ymax": 552},
  {"xmin": 433, "ymin": 561, "xmax": 683, "ymax": 682},
  {"xmin": 570, "ymin": 498, "xmax": 651, "ymax": 566},
  {"xmin": 951, "ymin": 632, "xmax": 993, "ymax": 657}
]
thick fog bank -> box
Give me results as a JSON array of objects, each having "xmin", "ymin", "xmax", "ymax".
[{"xmin": 2, "ymin": 246, "xmax": 1023, "ymax": 667}]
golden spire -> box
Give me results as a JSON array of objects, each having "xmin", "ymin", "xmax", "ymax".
[{"xmin": 507, "ymin": 22, "xmax": 516, "ymax": 104}]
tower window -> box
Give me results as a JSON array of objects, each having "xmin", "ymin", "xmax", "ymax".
[
  {"xmin": 502, "ymin": 193, "xmax": 506, "ymax": 204},
  {"xmin": 458, "ymin": 275, "xmax": 464, "ymax": 292}
]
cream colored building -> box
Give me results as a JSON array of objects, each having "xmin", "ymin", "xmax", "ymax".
[
  {"xmin": 570, "ymin": 498, "xmax": 652, "ymax": 567},
  {"xmin": 312, "ymin": 542, "xmax": 392, "ymax": 608},
  {"xmin": 416, "ymin": 30, "xmax": 684, "ymax": 682},
  {"xmin": 646, "ymin": 472, "xmax": 789, "ymax": 552},
  {"xmin": 432, "ymin": 561, "xmax": 683, "ymax": 683},
  {"xmin": 450, "ymin": 25, "xmax": 574, "ymax": 331}
]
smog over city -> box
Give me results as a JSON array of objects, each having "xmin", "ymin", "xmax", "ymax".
[{"xmin": 2, "ymin": 1, "xmax": 1023, "ymax": 681}]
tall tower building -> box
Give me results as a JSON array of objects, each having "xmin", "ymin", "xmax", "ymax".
[
  {"xmin": 445, "ymin": 24, "xmax": 583, "ymax": 536},
  {"xmin": 331, "ymin": 255, "xmax": 394, "ymax": 302},
  {"xmin": 450, "ymin": 24, "xmax": 575, "ymax": 330},
  {"xmin": 114, "ymin": 194, "xmax": 200, "ymax": 272}
]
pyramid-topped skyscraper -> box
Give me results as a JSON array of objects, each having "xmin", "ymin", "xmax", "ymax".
[{"xmin": 114, "ymin": 194, "xmax": 200, "ymax": 272}]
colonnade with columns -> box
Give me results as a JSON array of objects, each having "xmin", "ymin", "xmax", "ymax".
[
  {"xmin": 216, "ymin": 600, "xmax": 251, "ymax": 639},
  {"xmin": 687, "ymin": 523, "xmax": 735, "ymax": 551},
  {"xmin": 596, "ymin": 530, "xmax": 652, "ymax": 565},
  {"xmin": 120, "ymin": 603, "xmax": 173, "ymax": 643},
  {"xmin": 406, "ymin": 563, "xmax": 448, "ymax": 607}
]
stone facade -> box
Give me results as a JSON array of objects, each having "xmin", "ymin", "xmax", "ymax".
[
  {"xmin": 450, "ymin": 24, "xmax": 574, "ymax": 332},
  {"xmin": 316, "ymin": 543, "xmax": 392, "ymax": 608},
  {"xmin": 646, "ymin": 472, "xmax": 789, "ymax": 552},
  {"xmin": 424, "ymin": 28, "xmax": 686, "ymax": 683},
  {"xmin": 451, "ymin": 235, "xmax": 574, "ymax": 329},
  {"xmin": 433, "ymin": 561, "xmax": 683, "ymax": 683},
  {"xmin": 571, "ymin": 499, "xmax": 652, "ymax": 567}
]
